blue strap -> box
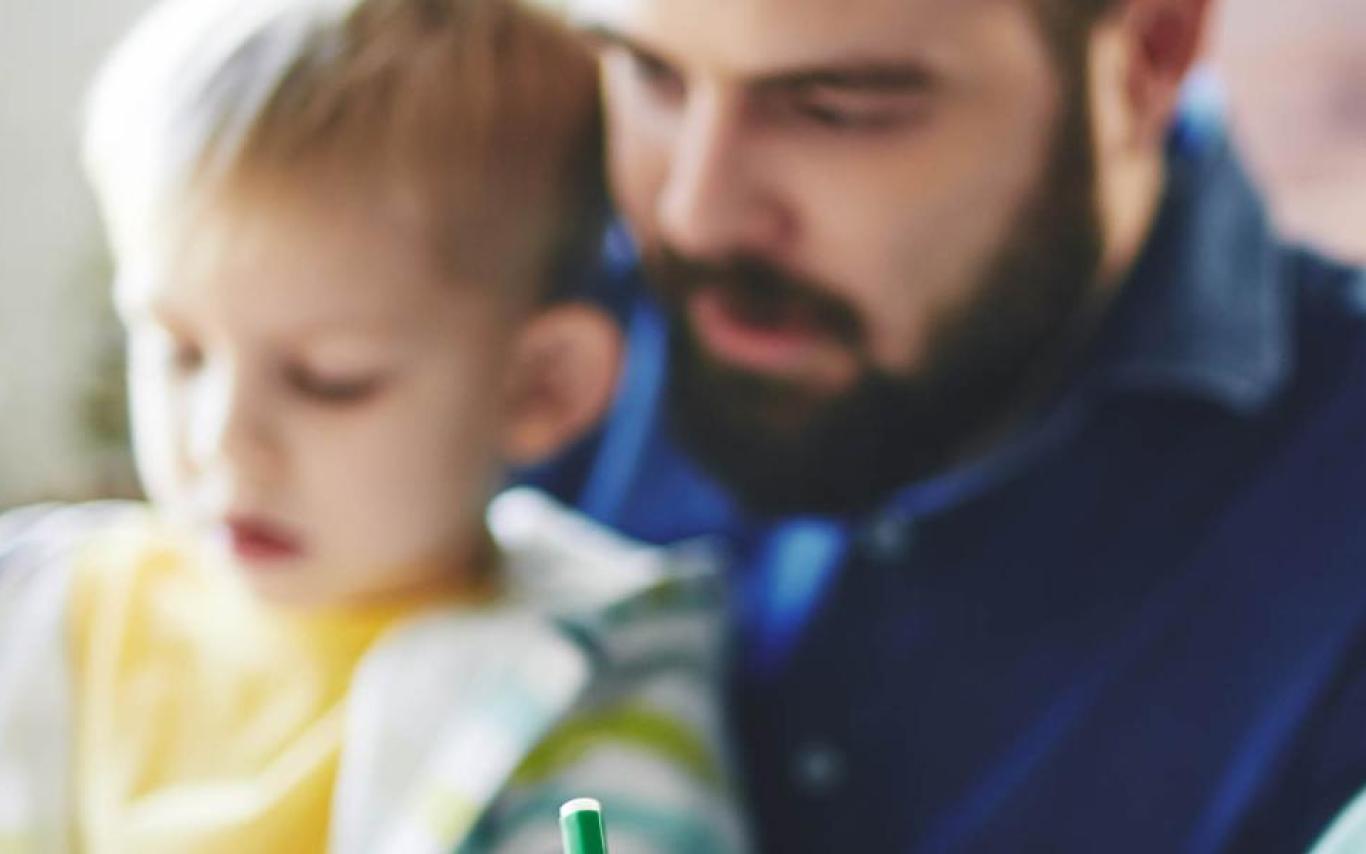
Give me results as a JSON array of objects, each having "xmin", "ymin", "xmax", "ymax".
[
  {"xmin": 578, "ymin": 299, "xmax": 670, "ymax": 524},
  {"xmin": 739, "ymin": 518, "xmax": 851, "ymax": 676}
]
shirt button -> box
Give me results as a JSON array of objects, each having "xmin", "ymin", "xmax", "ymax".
[
  {"xmin": 791, "ymin": 740, "xmax": 847, "ymax": 795},
  {"xmin": 861, "ymin": 515, "xmax": 914, "ymax": 563}
]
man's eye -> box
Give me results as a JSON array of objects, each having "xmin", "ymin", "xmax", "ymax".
[
  {"xmin": 286, "ymin": 366, "xmax": 386, "ymax": 405},
  {"xmin": 788, "ymin": 93, "xmax": 927, "ymax": 133},
  {"xmin": 625, "ymin": 49, "xmax": 684, "ymax": 101}
]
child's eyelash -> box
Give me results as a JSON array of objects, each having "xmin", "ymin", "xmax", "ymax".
[{"xmin": 284, "ymin": 366, "xmax": 387, "ymax": 404}]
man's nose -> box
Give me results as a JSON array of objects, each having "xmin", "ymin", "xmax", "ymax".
[{"xmin": 656, "ymin": 91, "xmax": 793, "ymax": 260}]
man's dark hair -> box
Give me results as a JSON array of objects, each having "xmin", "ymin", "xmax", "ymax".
[{"xmin": 1033, "ymin": 0, "xmax": 1122, "ymax": 63}]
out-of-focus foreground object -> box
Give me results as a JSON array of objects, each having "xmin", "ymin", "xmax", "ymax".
[
  {"xmin": 1214, "ymin": 0, "xmax": 1366, "ymax": 262},
  {"xmin": 559, "ymin": 798, "xmax": 609, "ymax": 854}
]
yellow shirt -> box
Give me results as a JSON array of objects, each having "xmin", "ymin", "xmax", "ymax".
[{"xmin": 68, "ymin": 518, "xmax": 418, "ymax": 853}]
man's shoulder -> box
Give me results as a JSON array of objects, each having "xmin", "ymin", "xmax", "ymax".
[
  {"xmin": 1290, "ymin": 246, "xmax": 1366, "ymax": 353},
  {"xmin": 1280, "ymin": 246, "xmax": 1366, "ymax": 414},
  {"xmin": 1292, "ymin": 240, "xmax": 1366, "ymax": 308}
]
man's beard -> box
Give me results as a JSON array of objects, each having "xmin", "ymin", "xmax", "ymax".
[{"xmin": 651, "ymin": 78, "xmax": 1103, "ymax": 518}]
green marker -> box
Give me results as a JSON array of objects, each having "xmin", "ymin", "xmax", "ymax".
[{"xmin": 560, "ymin": 797, "xmax": 609, "ymax": 854}]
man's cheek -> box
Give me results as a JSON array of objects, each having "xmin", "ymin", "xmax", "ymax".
[{"xmin": 606, "ymin": 129, "xmax": 667, "ymax": 236}]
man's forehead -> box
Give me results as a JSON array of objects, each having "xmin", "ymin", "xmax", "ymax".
[{"xmin": 569, "ymin": 0, "xmax": 990, "ymax": 75}]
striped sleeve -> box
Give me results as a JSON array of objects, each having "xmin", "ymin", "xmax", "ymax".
[{"xmin": 464, "ymin": 570, "xmax": 750, "ymax": 853}]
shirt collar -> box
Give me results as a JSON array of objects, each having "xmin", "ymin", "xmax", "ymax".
[
  {"xmin": 1082, "ymin": 127, "xmax": 1293, "ymax": 415},
  {"xmin": 877, "ymin": 125, "xmax": 1293, "ymax": 525}
]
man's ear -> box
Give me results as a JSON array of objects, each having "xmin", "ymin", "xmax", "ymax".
[
  {"xmin": 1114, "ymin": 0, "xmax": 1217, "ymax": 143},
  {"xmin": 501, "ymin": 303, "xmax": 622, "ymax": 467}
]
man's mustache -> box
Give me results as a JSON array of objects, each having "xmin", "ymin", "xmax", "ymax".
[{"xmin": 645, "ymin": 247, "xmax": 866, "ymax": 349}]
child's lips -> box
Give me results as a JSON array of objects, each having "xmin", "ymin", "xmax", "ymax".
[{"xmin": 224, "ymin": 515, "xmax": 304, "ymax": 564}]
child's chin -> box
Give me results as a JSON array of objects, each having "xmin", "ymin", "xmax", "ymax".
[{"xmin": 233, "ymin": 562, "xmax": 338, "ymax": 610}]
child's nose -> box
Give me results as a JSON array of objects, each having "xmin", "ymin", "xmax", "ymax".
[{"xmin": 186, "ymin": 365, "xmax": 279, "ymax": 483}]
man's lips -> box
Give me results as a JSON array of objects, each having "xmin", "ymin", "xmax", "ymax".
[
  {"xmin": 687, "ymin": 286, "xmax": 835, "ymax": 374},
  {"xmin": 224, "ymin": 515, "xmax": 304, "ymax": 564}
]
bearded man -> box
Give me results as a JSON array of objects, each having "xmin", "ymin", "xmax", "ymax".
[{"xmin": 527, "ymin": 0, "xmax": 1366, "ymax": 849}]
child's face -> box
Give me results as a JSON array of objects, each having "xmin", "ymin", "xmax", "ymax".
[{"xmin": 116, "ymin": 190, "xmax": 526, "ymax": 608}]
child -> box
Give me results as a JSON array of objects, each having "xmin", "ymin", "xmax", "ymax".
[{"xmin": 0, "ymin": 0, "xmax": 747, "ymax": 850}]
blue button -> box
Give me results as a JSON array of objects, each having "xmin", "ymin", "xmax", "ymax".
[
  {"xmin": 861, "ymin": 515, "xmax": 915, "ymax": 563},
  {"xmin": 792, "ymin": 740, "xmax": 847, "ymax": 795}
]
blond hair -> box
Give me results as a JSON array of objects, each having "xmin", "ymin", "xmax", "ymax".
[{"xmin": 85, "ymin": 0, "xmax": 603, "ymax": 294}]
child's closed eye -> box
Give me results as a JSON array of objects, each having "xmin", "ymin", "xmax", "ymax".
[{"xmin": 284, "ymin": 364, "xmax": 389, "ymax": 405}]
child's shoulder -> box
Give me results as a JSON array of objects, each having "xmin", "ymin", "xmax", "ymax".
[
  {"xmin": 0, "ymin": 502, "xmax": 157, "ymax": 773},
  {"xmin": 0, "ymin": 500, "xmax": 198, "ymax": 639},
  {"xmin": 0, "ymin": 499, "xmax": 148, "ymax": 547},
  {"xmin": 0, "ymin": 501, "xmax": 153, "ymax": 592}
]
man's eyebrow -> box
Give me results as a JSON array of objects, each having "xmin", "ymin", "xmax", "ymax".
[
  {"xmin": 578, "ymin": 25, "xmax": 658, "ymax": 61},
  {"xmin": 578, "ymin": 26, "xmax": 932, "ymax": 94}
]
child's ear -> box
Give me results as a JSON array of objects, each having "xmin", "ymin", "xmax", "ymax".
[{"xmin": 501, "ymin": 303, "xmax": 621, "ymax": 467}]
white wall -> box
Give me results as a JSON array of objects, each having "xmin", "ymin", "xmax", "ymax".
[{"xmin": 0, "ymin": 0, "xmax": 153, "ymax": 505}]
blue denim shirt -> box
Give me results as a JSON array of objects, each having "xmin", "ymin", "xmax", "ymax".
[{"xmin": 525, "ymin": 118, "xmax": 1366, "ymax": 852}]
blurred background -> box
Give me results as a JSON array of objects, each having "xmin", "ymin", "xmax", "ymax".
[
  {"xmin": 0, "ymin": 0, "xmax": 155, "ymax": 508},
  {"xmin": 0, "ymin": 0, "xmax": 1363, "ymax": 508}
]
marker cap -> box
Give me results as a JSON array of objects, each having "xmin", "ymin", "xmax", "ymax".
[{"xmin": 560, "ymin": 797, "xmax": 608, "ymax": 854}]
